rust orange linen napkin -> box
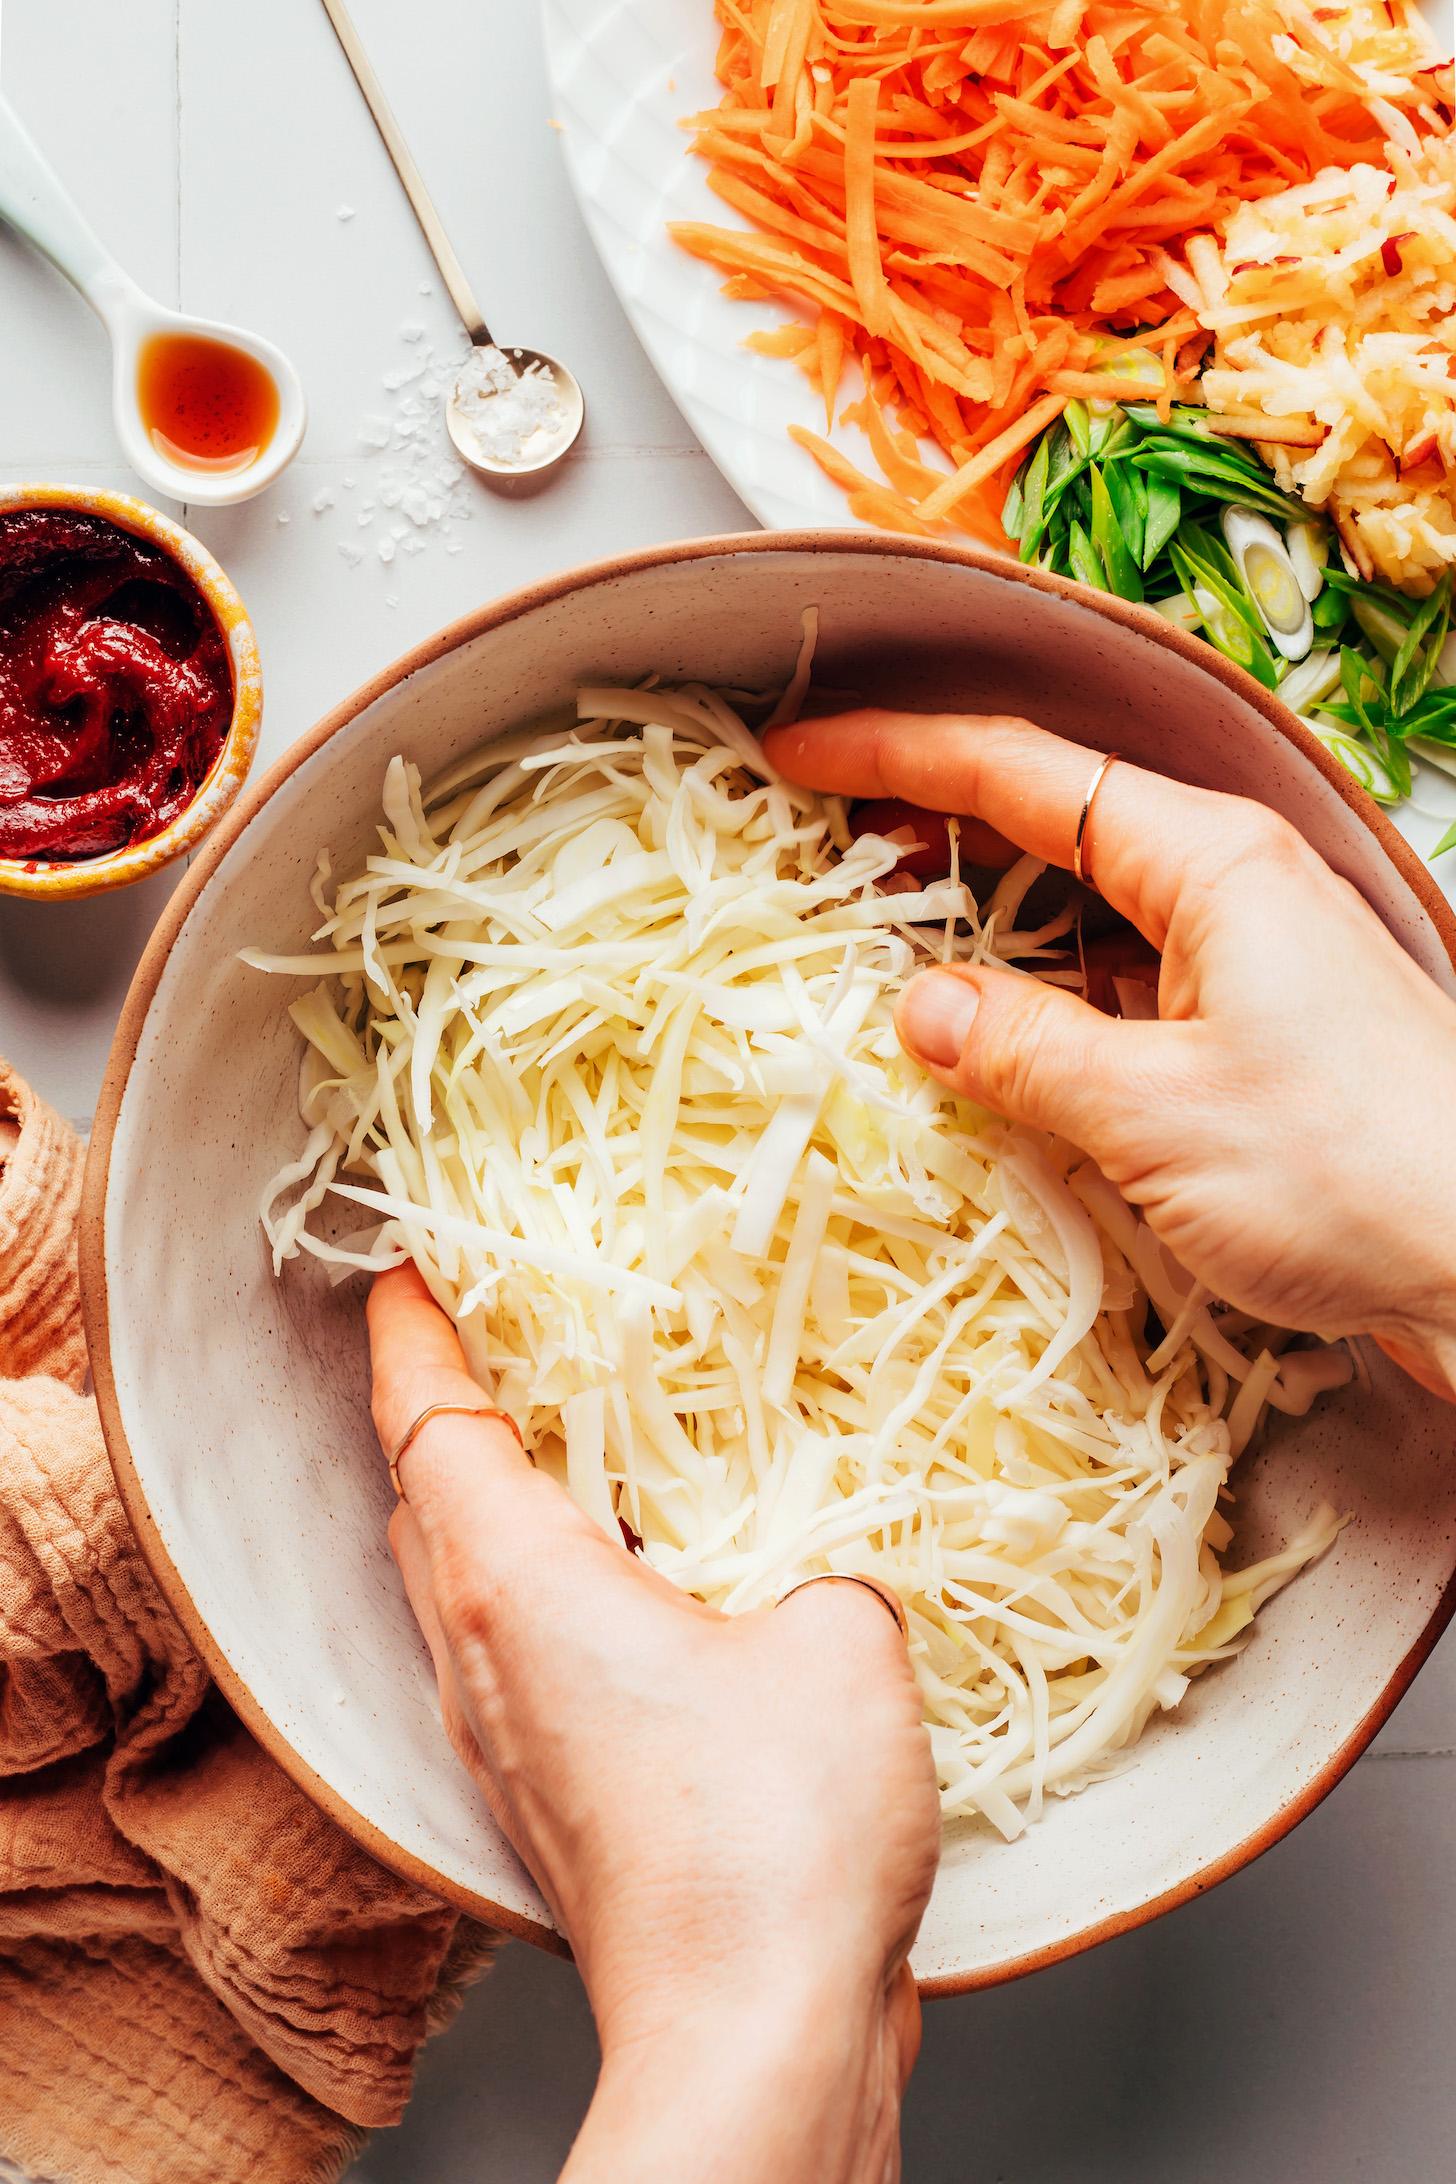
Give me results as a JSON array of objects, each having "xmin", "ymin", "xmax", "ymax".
[{"xmin": 0, "ymin": 1058, "xmax": 494, "ymax": 2184}]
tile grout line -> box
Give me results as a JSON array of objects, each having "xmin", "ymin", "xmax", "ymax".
[
  {"xmin": 0, "ymin": 446, "xmax": 720, "ymax": 471},
  {"xmin": 173, "ymin": 0, "xmax": 182, "ymax": 310},
  {"xmin": 174, "ymin": 0, "xmax": 191, "ymax": 535}
]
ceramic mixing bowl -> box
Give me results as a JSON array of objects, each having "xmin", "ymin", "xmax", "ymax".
[{"xmin": 80, "ymin": 533, "xmax": 1456, "ymax": 1987}]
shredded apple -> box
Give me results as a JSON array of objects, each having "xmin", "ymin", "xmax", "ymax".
[{"xmin": 671, "ymin": 0, "xmax": 1448, "ymax": 540}]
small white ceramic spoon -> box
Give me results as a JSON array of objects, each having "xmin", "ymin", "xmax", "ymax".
[{"xmin": 0, "ymin": 93, "xmax": 306, "ymax": 507}]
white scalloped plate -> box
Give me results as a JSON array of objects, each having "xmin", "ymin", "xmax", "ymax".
[{"xmin": 542, "ymin": 0, "xmax": 1456, "ymax": 877}]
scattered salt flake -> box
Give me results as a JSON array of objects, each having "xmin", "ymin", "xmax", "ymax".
[
  {"xmin": 337, "ymin": 542, "xmax": 364, "ymax": 566},
  {"xmin": 342, "ymin": 325, "xmax": 484, "ymax": 564},
  {"xmin": 337, "ymin": 204, "xmax": 356, "ymax": 222},
  {"xmin": 385, "ymin": 594, "xmax": 400, "ymax": 608},
  {"xmin": 383, "ymin": 359, "xmax": 427, "ymax": 391},
  {"xmin": 276, "ymin": 511, "xmax": 291, "ymax": 526},
  {"xmin": 312, "ymin": 487, "xmax": 337, "ymax": 513},
  {"xmin": 419, "ymin": 281, "xmax": 433, "ymax": 296}
]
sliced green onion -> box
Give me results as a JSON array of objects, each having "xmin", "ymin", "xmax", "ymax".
[
  {"xmin": 1311, "ymin": 586, "xmax": 1349, "ymax": 635},
  {"xmin": 1151, "ymin": 593, "xmax": 1201, "ymax": 631},
  {"xmin": 1286, "ymin": 523, "xmax": 1328, "ymax": 604},
  {"xmin": 1307, "ymin": 720, "xmax": 1405, "ymax": 804},
  {"xmin": 1013, "ymin": 433, "xmax": 1051, "ymax": 562},
  {"xmin": 1350, "ymin": 595, "xmax": 1410, "ymax": 666},
  {"xmin": 1102, "ymin": 459, "xmax": 1145, "ymax": 569},
  {"xmin": 1410, "ymin": 735, "xmax": 1456, "ymax": 778},
  {"xmin": 1186, "ymin": 581, "xmax": 1279, "ymax": 687},
  {"xmin": 1090, "ymin": 466, "xmax": 1142, "ymax": 601},
  {"xmin": 1067, "ymin": 518, "xmax": 1104, "ymax": 592},
  {"xmin": 1221, "ymin": 508, "xmax": 1313, "ymax": 662},
  {"xmin": 1277, "ymin": 647, "xmax": 1341, "ymax": 717},
  {"xmin": 1141, "ymin": 473, "xmax": 1182, "ymax": 567},
  {"xmin": 1390, "ymin": 570, "xmax": 1452, "ymax": 719}
]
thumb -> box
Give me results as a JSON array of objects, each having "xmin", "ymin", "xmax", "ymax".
[{"xmin": 896, "ymin": 962, "xmax": 1170, "ymax": 1158}]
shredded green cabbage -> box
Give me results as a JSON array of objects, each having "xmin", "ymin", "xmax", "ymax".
[{"xmin": 248, "ymin": 676, "xmax": 1348, "ymax": 1838}]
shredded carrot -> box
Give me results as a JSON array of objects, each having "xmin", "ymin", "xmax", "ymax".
[
  {"xmin": 672, "ymin": 0, "xmax": 1446, "ymax": 544},
  {"xmin": 815, "ymin": 312, "xmax": 848, "ymax": 424},
  {"xmin": 746, "ymin": 323, "xmax": 818, "ymax": 356},
  {"xmin": 844, "ymin": 76, "xmax": 894, "ymax": 334},
  {"xmin": 916, "ymin": 389, "xmax": 1066, "ymax": 521}
]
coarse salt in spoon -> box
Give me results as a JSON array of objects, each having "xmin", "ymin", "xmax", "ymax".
[{"xmin": 321, "ymin": 0, "xmax": 584, "ymax": 492}]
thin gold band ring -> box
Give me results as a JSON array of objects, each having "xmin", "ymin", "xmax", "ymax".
[
  {"xmin": 387, "ymin": 1401, "xmax": 525, "ymax": 1499},
  {"xmin": 1073, "ymin": 751, "xmax": 1119, "ymax": 888},
  {"xmin": 776, "ymin": 1571, "xmax": 910, "ymax": 1640}
]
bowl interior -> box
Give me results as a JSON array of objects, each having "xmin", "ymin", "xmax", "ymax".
[{"xmin": 89, "ymin": 541, "xmax": 1456, "ymax": 1984}]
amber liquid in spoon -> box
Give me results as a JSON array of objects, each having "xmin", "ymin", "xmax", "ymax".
[{"xmin": 137, "ymin": 332, "xmax": 280, "ymax": 474}]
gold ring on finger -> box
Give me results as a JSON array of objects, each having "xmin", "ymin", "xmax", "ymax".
[
  {"xmin": 387, "ymin": 1402, "xmax": 524, "ymax": 1500},
  {"xmin": 1073, "ymin": 751, "xmax": 1119, "ymax": 889}
]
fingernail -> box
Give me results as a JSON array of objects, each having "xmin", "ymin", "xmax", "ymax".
[{"xmin": 899, "ymin": 972, "xmax": 979, "ymax": 1067}]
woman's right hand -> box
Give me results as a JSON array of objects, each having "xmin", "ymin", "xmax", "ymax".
[{"xmin": 765, "ymin": 710, "xmax": 1456, "ymax": 1402}]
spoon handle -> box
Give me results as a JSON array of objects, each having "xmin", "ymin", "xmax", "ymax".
[
  {"xmin": 0, "ymin": 92, "xmax": 140, "ymax": 322},
  {"xmin": 320, "ymin": 0, "xmax": 492, "ymax": 349}
]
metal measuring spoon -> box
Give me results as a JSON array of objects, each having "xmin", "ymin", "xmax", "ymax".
[{"xmin": 322, "ymin": 0, "xmax": 585, "ymax": 491}]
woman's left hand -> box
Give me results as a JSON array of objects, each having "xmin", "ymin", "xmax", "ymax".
[{"xmin": 368, "ymin": 1264, "xmax": 940, "ymax": 2184}]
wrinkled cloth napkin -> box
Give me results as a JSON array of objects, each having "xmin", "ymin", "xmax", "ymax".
[{"xmin": 0, "ymin": 1059, "xmax": 494, "ymax": 2184}]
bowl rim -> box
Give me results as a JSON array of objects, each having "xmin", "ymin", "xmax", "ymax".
[
  {"xmin": 0, "ymin": 483, "xmax": 263, "ymax": 901},
  {"xmin": 78, "ymin": 527, "xmax": 1456, "ymax": 1990}
]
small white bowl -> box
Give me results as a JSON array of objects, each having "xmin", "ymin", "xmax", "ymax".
[{"xmin": 81, "ymin": 535, "xmax": 1456, "ymax": 1987}]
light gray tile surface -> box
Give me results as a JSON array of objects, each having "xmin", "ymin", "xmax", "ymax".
[
  {"xmin": 354, "ymin": 1749, "xmax": 1456, "ymax": 2184},
  {"xmin": 2, "ymin": 3, "xmax": 1454, "ymax": 2179}
]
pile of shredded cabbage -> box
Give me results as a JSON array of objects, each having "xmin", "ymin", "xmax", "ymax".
[{"xmin": 249, "ymin": 675, "xmax": 1348, "ymax": 1838}]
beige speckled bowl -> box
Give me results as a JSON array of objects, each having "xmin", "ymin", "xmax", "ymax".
[
  {"xmin": 81, "ymin": 534, "xmax": 1456, "ymax": 1989},
  {"xmin": 0, "ymin": 484, "xmax": 262, "ymax": 900}
]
